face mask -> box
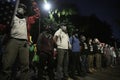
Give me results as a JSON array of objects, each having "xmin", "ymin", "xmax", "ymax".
[
  {"xmin": 75, "ymin": 34, "xmax": 78, "ymax": 37},
  {"xmin": 81, "ymin": 36, "xmax": 86, "ymax": 42},
  {"xmin": 89, "ymin": 39, "xmax": 92, "ymax": 42},
  {"xmin": 17, "ymin": 7, "xmax": 25, "ymax": 15},
  {"xmin": 61, "ymin": 26, "xmax": 67, "ymax": 32}
]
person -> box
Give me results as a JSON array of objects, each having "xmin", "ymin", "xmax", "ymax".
[
  {"xmin": 36, "ymin": 26, "xmax": 55, "ymax": 80},
  {"xmin": 0, "ymin": 1, "xmax": 40, "ymax": 80},
  {"xmin": 110, "ymin": 46, "xmax": 116, "ymax": 67},
  {"xmin": 79, "ymin": 35, "xmax": 88, "ymax": 77},
  {"xmin": 53, "ymin": 23, "xmax": 71, "ymax": 80},
  {"xmin": 93, "ymin": 38, "xmax": 102, "ymax": 71},
  {"xmin": 87, "ymin": 38, "xmax": 94, "ymax": 73},
  {"xmin": 69, "ymin": 32, "xmax": 81, "ymax": 79}
]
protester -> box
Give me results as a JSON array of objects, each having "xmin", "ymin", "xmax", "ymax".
[
  {"xmin": 37, "ymin": 26, "xmax": 54, "ymax": 80},
  {"xmin": 93, "ymin": 38, "xmax": 102, "ymax": 71},
  {"xmin": 0, "ymin": 1, "xmax": 40, "ymax": 80},
  {"xmin": 69, "ymin": 32, "xmax": 81, "ymax": 79},
  {"xmin": 53, "ymin": 23, "xmax": 71, "ymax": 80},
  {"xmin": 87, "ymin": 38, "xmax": 94, "ymax": 73},
  {"xmin": 79, "ymin": 35, "xmax": 88, "ymax": 76}
]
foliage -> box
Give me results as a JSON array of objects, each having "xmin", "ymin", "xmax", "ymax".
[{"xmin": 30, "ymin": 0, "xmax": 114, "ymax": 45}]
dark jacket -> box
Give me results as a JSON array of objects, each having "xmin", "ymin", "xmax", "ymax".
[
  {"xmin": 93, "ymin": 43, "xmax": 101, "ymax": 53},
  {"xmin": 37, "ymin": 31, "xmax": 54, "ymax": 53},
  {"xmin": 80, "ymin": 41, "xmax": 88, "ymax": 55}
]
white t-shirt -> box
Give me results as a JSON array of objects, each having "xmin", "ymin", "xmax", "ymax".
[
  {"xmin": 54, "ymin": 29, "xmax": 70, "ymax": 49},
  {"xmin": 11, "ymin": 16, "xmax": 28, "ymax": 40}
]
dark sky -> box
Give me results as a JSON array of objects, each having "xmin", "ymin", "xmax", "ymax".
[{"xmin": 58, "ymin": 0, "xmax": 120, "ymax": 41}]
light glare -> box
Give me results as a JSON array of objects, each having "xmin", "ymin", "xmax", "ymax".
[{"xmin": 44, "ymin": 2, "xmax": 51, "ymax": 11}]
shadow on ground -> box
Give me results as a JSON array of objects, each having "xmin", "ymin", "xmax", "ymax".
[{"xmin": 73, "ymin": 65, "xmax": 120, "ymax": 80}]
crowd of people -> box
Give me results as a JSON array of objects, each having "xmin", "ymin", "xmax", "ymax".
[
  {"xmin": 0, "ymin": 1, "xmax": 120, "ymax": 80},
  {"xmin": 1, "ymin": 22, "xmax": 120, "ymax": 80}
]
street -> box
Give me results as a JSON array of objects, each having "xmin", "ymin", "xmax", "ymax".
[{"xmin": 73, "ymin": 65, "xmax": 120, "ymax": 80}]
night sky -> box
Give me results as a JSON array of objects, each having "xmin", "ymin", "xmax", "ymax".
[{"xmin": 58, "ymin": 0, "xmax": 120, "ymax": 41}]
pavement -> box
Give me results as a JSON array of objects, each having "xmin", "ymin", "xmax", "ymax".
[
  {"xmin": 15, "ymin": 65, "xmax": 120, "ymax": 80},
  {"xmin": 71, "ymin": 65, "xmax": 120, "ymax": 80}
]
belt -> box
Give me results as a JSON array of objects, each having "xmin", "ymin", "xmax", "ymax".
[{"xmin": 11, "ymin": 37, "xmax": 27, "ymax": 41}]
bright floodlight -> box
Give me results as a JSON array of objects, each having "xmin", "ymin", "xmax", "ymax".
[{"xmin": 43, "ymin": 2, "xmax": 51, "ymax": 11}]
